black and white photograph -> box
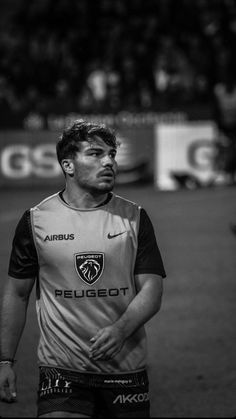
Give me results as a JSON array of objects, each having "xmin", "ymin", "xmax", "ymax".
[{"xmin": 0, "ymin": 0, "xmax": 236, "ymax": 417}]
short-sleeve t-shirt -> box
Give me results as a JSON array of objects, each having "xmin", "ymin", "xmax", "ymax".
[{"xmin": 8, "ymin": 191, "xmax": 166, "ymax": 374}]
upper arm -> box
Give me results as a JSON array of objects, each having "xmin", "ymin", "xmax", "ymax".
[
  {"xmin": 134, "ymin": 208, "xmax": 166, "ymax": 278},
  {"xmin": 8, "ymin": 210, "xmax": 39, "ymax": 279},
  {"xmin": 134, "ymin": 273, "xmax": 163, "ymax": 316},
  {"xmin": 135, "ymin": 273, "xmax": 163, "ymax": 298},
  {"xmin": 5, "ymin": 210, "xmax": 38, "ymax": 302},
  {"xmin": 5, "ymin": 275, "xmax": 36, "ymax": 301}
]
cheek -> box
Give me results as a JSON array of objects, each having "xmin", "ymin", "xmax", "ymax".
[
  {"xmin": 74, "ymin": 161, "xmax": 100, "ymax": 185},
  {"xmin": 74, "ymin": 164, "xmax": 91, "ymax": 181},
  {"xmin": 113, "ymin": 161, "xmax": 118, "ymax": 174}
]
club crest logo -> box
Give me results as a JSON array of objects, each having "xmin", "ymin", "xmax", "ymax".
[{"xmin": 74, "ymin": 252, "xmax": 104, "ymax": 285}]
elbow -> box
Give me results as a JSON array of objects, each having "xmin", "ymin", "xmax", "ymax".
[
  {"xmin": 152, "ymin": 281, "xmax": 163, "ymax": 315},
  {"xmin": 153, "ymin": 295, "xmax": 162, "ymax": 315}
]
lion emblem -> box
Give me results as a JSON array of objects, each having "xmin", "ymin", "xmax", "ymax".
[
  {"xmin": 75, "ymin": 252, "xmax": 104, "ymax": 285},
  {"xmin": 79, "ymin": 259, "xmax": 100, "ymax": 283}
]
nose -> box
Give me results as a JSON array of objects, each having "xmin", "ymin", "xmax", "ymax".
[{"xmin": 102, "ymin": 154, "xmax": 114, "ymax": 167}]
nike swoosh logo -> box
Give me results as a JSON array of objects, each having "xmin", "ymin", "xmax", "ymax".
[{"xmin": 107, "ymin": 232, "xmax": 126, "ymax": 239}]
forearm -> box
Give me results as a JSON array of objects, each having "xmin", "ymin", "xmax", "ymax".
[
  {"xmin": 0, "ymin": 286, "xmax": 29, "ymax": 360},
  {"xmin": 114, "ymin": 277, "xmax": 163, "ymax": 339},
  {"xmin": 90, "ymin": 276, "xmax": 163, "ymax": 360}
]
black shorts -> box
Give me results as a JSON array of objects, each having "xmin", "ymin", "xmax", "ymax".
[{"xmin": 37, "ymin": 366, "xmax": 150, "ymax": 418}]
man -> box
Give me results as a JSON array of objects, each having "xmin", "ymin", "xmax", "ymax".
[{"xmin": 0, "ymin": 120, "xmax": 166, "ymax": 417}]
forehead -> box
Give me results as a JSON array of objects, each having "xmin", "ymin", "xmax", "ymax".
[{"xmin": 80, "ymin": 135, "xmax": 116, "ymax": 151}]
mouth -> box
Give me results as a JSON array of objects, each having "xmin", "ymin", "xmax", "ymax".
[{"xmin": 98, "ymin": 171, "xmax": 114, "ymax": 179}]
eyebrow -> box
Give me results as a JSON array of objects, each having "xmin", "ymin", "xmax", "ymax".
[
  {"xmin": 85, "ymin": 145, "xmax": 116, "ymax": 153},
  {"xmin": 85, "ymin": 146, "xmax": 104, "ymax": 152}
]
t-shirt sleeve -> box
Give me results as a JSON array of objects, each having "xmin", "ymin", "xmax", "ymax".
[
  {"xmin": 8, "ymin": 209, "xmax": 39, "ymax": 279},
  {"xmin": 134, "ymin": 208, "xmax": 166, "ymax": 277}
]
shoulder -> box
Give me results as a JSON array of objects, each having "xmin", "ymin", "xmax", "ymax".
[
  {"xmin": 109, "ymin": 193, "xmax": 142, "ymax": 221},
  {"xmin": 31, "ymin": 191, "xmax": 61, "ymax": 212},
  {"xmin": 14, "ymin": 209, "xmax": 31, "ymax": 236},
  {"xmin": 111, "ymin": 193, "xmax": 141, "ymax": 211}
]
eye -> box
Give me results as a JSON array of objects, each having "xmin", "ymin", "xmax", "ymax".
[
  {"xmin": 110, "ymin": 151, "xmax": 117, "ymax": 159},
  {"xmin": 88, "ymin": 150, "xmax": 101, "ymax": 157}
]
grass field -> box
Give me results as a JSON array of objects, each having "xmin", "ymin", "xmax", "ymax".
[{"xmin": 0, "ymin": 184, "xmax": 236, "ymax": 418}]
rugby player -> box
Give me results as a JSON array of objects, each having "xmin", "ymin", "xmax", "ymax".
[{"xmin": 0, "ymin": 120, "xmax": 166, "ymax": 417}]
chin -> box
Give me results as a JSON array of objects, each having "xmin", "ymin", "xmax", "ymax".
[
  {"xmin": 100, "ymin": 185, "xmax": 114, "ymax": 193},
  {"xmin": 97, "ymin": 181, "xmax": 114, "ymax": 193}
]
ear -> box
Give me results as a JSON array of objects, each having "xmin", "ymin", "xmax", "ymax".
[{"xmin": 61, "ymin": 159, "xmax": 74, "ymax": 176}]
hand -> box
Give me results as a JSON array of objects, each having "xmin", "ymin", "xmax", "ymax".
[
  {"xmin": 0, "ymin": 365, "xmax": 17, "ymax": 403},
  {"xmin": 89, "ymin": 324, "xmax": 125, "ymax": 361}
]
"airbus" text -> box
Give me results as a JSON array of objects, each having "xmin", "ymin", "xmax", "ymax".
[{"xmin": 44, "ymin": 234, "xmax": 74, "ymax": 241}]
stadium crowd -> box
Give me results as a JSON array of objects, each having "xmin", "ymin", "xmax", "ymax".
[{"xmin": 0, "ymin": 0, "xmax": 236, "ymax": 118}]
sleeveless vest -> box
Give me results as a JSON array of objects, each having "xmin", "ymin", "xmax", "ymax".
[{"xmin": 30, "ymin": 192, "xmax": 147, "ymax": 373}]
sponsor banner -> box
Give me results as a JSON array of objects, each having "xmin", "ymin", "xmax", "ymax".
[
  {"xmin": 0, "ymin": 127, "xmax": 154, "ymax": 187},
  {"xmin": 154, "ymin": 121, "xmax": 218, "ymax": 190},
  {"xmin": 0, "ymin": 131, "xmax": 64, "ymax": 188},
  {"xmin": 40, "ymin": 111, "xmax": 185, "ymax": 130},
  {"xmin": 115, "ymin": 126, "xmax": 153, "ymax": 183}
]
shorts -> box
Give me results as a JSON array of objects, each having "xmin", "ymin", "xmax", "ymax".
[{"xmin": 37, "ymin": 366, "xmax": 150, "ymax": 418}]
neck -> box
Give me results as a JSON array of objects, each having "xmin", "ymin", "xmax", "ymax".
[{"xmin": 63, "ymin": 185, "xmax": 109, "ymax": 208}]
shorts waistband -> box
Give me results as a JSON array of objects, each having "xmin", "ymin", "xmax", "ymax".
[{"xmin": 39, "ymin": 366, "xmax": 148, "ymax": 388}]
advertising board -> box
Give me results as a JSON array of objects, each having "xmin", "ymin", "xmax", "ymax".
[
  {"xmin": 0, "ymin": 126, "xmax": 154, "ymax": 187},
  {"xmin": 154, "ymin": 121, "xmax": 218, "ymax": 190}
]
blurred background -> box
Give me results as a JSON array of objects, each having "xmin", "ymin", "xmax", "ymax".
[
  {"xmin": 0, "ymin": 1, "xmax": 236, "ymax": 418},
  {"xmin": 0, "ymin": 0, "xmax": 236, "ymax": 189}
]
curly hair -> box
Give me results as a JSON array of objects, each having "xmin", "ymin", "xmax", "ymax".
[{"xmin": 56, "ymin": 119, "xmax": 118, "ymax": 167}]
